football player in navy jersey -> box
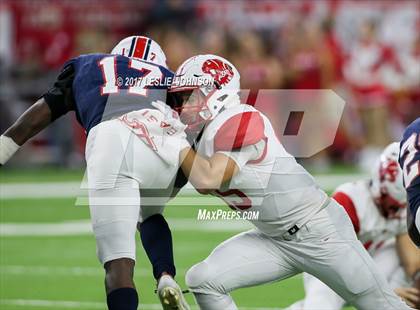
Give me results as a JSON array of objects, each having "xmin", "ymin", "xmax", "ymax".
[
  {"xmin": 0, "ymin": 36, "xmax": 191, "ymax": 310},
  {"xmin": 399, "ymin": 117, "xmax": 420, "ymax": 248}
]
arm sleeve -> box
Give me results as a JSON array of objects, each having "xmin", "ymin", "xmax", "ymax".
[
  {"xmin": 42, "ymin": 61, "xmax": 76, "ymax": 121},
  {"xmin": 216, "ymin": 139, "xmax": 266, "ymax": 170}
]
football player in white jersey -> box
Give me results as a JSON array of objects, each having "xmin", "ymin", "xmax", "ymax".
[
  {"xmin": 286, "ymin": 142, "xmax": 420, "ymax": 310},
  {"xmin": 169, "ymin": 54, "xmax": 414, "ymax": 310}
]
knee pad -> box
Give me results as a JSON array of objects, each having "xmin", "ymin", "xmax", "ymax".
[
  {"xmin": 185, "ymin": 261, "xmax": 217, "ymax": 293},
  {"xmin": 186, "ymin": 262, "xmax": 210, "ymax": 288},
  {"xmin": 94, "ymin": 220, "xmax": 138, "ymax": 265}
]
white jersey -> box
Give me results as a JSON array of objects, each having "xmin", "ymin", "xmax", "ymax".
[
  {"xmin": 197, "ymin": 103, "xmax": 328, "ymax": 237},
  {"xmin": 332, "ymin": 180, "xmax": 407, "ymax": 255},
  {"xmin": 119, "ymin": 108, "xmax": 189, "ymax": 168}
]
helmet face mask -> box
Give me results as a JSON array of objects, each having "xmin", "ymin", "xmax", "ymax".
[
  {"xmin": 374, "ymin": 189, "xmax": 406, "ymax": 219},
  {"xmin": 169, "ymin": 54, "xmax": 241, "ymax": 132},
  {"xmin": 172, "ymin": 88, "xmax": 212, "ymax": 134}
]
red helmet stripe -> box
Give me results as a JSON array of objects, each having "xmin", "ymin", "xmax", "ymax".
[{"xmin": 132, "ymin": 37, "xmax": 148, "ymax": 59}]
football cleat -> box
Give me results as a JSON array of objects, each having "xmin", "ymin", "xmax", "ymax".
[{"xmin": 157, "ymin": 275, "xmax": 190, "ymax": 310}]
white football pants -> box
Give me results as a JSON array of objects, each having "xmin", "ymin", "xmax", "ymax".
[
  {"xmin": 185, "ymin": 199, "xmax": 412, "ymax": 310},
  {"xmin": 85, "ymin": 119, "xmax": 176, "ymax": 265},
  {"xmin": 286, "ymin": 239, "xmax": 411, "ymax": 310}
]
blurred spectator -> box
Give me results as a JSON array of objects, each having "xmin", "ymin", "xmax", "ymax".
[
  {"xmin": 283, "ymin": 21, "xmax": 329, "ymax": 89},
  {"xmin": 232, "ymin": 31, "xmax": 283, "ymax": 90},
  {"xmin": 160, "ymin": 28, "xmax": 197, "ymax": 70},
  {"xmin": 343, "ymin": 20, "xmax": 391, "ymax": 148}
]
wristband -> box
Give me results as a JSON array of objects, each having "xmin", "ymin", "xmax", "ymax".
[{"xmin": 0, "ymin": 135, "xmax": 20, "ymax": 165}]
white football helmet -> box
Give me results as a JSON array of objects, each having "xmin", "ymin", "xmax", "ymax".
[
  {"xmin": 111, "ymin": 36, "xmax": 167, "ymax": 68},
  {"xmin": 169, "ymin": 54, "xmax": 240, "ymax": 131},
  {"xmin": 370, "ymin": 142, "xmax": 407, "ymax": 218}
]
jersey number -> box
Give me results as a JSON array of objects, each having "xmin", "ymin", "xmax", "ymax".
[
  {"xmin": 215, "ymin": 189, "xmax": 252, "ymax": 210},
  {"xmin": 400, "ymin": 133, "xmax": 420, "ymax": 187},
  {"xmin": 98, "ymin": 56, "xmax": 161, "ymax": 96}
]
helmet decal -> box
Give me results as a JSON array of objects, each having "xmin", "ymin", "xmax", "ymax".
[{"xmin": 202, "ymin": 59, "xmax": 234, "ymax": 88}]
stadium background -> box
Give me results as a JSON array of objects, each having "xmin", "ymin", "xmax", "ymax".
[{"xmin": 0, "ymin": 0, "xmax": 419, "ymax": 309}]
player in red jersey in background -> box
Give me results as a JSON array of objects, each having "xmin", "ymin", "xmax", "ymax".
[{"xmin": 287, "ymin": 142, "xmax": 420, "ymax": 309}]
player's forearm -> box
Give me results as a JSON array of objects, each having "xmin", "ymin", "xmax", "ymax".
[
  {"xmin": 179, "ymin": 147, "xmax": 228, "ymax": 192},
  {"xmin": 1, "ymin": 99, "xmax": 52, "ymax": 165},
  {"xmin": 3, "ymin": 98, "xmax": 52, "ymax": 146},
  {"xmin": 179, "ymin": 147, "xmax": 217, "ymax": 191},
  {"xmin": 396, "ymin": 233, "xmax": 420, "ymax": 278}
]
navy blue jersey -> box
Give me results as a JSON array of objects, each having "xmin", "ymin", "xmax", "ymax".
[
  {"xmin": 43, "ymin": 53, "xmax": 173, "ymax": 133},
  {"xmin": 399, "ymin": 118, "xmax": 420, "ymax": 215}
]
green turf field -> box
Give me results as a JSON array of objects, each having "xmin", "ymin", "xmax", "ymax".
[{"xmin": 0, "ymin": 168, "xmax": 357, "ymax": 309}]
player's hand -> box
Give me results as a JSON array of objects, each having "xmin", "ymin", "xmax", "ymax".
[
  {"xmin": 151, "ymin": 100, "xmax": 186, "ymax": 131},
  {"xmin": 394, "ymin": 287, "xmax": 420, "ymax": 308}
]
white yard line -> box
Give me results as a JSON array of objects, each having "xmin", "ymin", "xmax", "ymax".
[
  {"xmin": 0, "ymin": 220, "xmax": 93, "ymax": 236},
  {"xmin": 0, "ymin": 218, "xmax": 253, "ymax": 236},
  {"xmin": 0, "ymin": 299, "xmax": 282, "ymax": 310},
  {"xmin": 0, "ymin": 299, "xmax": 164, "ymax": 310},
  {"xmin": 0, "ymin": 265, "xmax": 186, "ymax": 278},
  {"xmin": 0, "ymin": 182, "xmax": 84, "ymax": 199},
  {"xmin": 0, "ymin": 174, "xmax": 367, "ymax": 199},
  {"xmin": 0, "ymin": 299, "xmax": 106, "ymax": 309}
]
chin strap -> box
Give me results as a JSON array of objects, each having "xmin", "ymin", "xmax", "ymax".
[{"xmin": 0, "ymin": 135, "xmax": 20, "ymax": 165}]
